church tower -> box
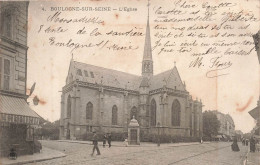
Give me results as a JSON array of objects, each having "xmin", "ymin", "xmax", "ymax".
[
  {"xmin": 142, "ymin": 5, "xmax": 153, "ymax": 79},
  {"xmin": 139, "ymin": 2, "xmax": 153, "ymax": 130}
]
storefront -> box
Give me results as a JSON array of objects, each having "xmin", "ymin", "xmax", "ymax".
[{"xmin": 0, "ymin": 95, "xmax": 40, "ymax": 157}]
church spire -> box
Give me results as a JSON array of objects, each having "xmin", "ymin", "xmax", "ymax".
[{"xmin": 142, "ymin": 0, "xmax": 153, "ymax": 78}]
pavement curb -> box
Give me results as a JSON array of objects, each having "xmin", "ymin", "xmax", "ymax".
[
  {"xmin": 0, "ymin": 148, "xmax": 66, "ymax": 165},
  {"xmin": 57, "ymin": 140, "xmax": 210, "ymax": 148},
  {"xmin": 4, "ymin": 155, "xmax": 67, "ymax": 165}
]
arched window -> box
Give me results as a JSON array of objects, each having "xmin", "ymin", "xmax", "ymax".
[
  {"xmin": 86, "ymin": 102, "xmax": 93, "ymax": 120},
  {"xmin": 172, "ymin": 99, "xmax": 181, "ymax": 126},
  {"xmin": 130, "ymin": 106, "xmax": 138, "ymax": 120},
  {"xmin": 150, "ymin": 99, "xmax": 156, "ymax": 126},
  {"xmin": 112, "ymin": 105, "xmax": 118, "ymax": 125},
  {"xmin": 67, "ymin": 95, "xmax": 71, "ymax": 118}
]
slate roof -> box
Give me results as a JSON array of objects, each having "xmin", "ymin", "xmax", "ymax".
[
  {"xmin": 73, "ymin": 61, "xmax": 142, "ymax": 91},
  {"xmin": 70, "ymin": 61, "xmax": 185, "ymax": 92},
  {"xmin": 150, "ymin": 66, "xmax": 185, "ymax": 91}
]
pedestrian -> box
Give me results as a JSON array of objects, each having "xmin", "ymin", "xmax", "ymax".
[
  {"xmin": 103, "ymin": 134, "xmax": 107, "ymax": 148},
  {"xmin": 91, "ymin": 131, "xmax": 101, "ymax": 156},
  {"xmin": 231, "ymin": 137, "xmax": 240, "ymax": 152},
  {"xmin": 250, "ymin": 136, "xmax": 256, "ymax": 152},
  {"xmin": 107, "ymin": 133, "xmax": 112, "ymax": 148},
  {"xmin": 246, "ymin": 139, "xmax": 249, "ymax": 146},
  {"xmin": 242, "ymin": 138, "xmax": 245, "ymax": 146},
  {"xmin": 256, "ymin": 138, "xmax": 260, "ymax": 152},
  {"xmin": 124, "ymin": 137, "xmax": 128, "ymax": 147},
  {"xmin": 200, "ymin": 137, "xmax": 203, "ymax": 144},
  {"xmin": 9, "ymin": 148, "xmax": 17, "ymax": 160}
]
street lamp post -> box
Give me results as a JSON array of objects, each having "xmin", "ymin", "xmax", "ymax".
[{"xmin": 157, "ymin": 122, "xmax": 161, "ymax": 147}]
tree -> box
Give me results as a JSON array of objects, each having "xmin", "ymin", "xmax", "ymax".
[
  {"xmin": 203, "ymin": 111, "xmax": 220, "ymax": 137},
  {"xmin": 40, "ymin": 119, "xmax": 60, "ymax": 140}
]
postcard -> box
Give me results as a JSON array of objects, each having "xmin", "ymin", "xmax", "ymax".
[{"xmin": 0, "ymin": 0, "xmax": 259, "ymax": 164}]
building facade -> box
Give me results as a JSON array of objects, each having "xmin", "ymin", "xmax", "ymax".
[
  {"xmin": 60, "ymin": 14, "xmax": 203, "ymax": 140},
  {"xmin": 212, "ymin": 111, "xmax": 235, "ymax": 138},
  {"xmin": 0, "ymin": 2, "xmax": 40, "ymax": 157},
  {"xmin": 249, "ymin": 31, "xmax": 260, "ymax": 138},
  {"xmin": 248, "ymin": 92, "xmax": 260, "ymax": 137},
  {"xmin": 253, "ymin": 30, "xmax": 260, "ymax": 64}
]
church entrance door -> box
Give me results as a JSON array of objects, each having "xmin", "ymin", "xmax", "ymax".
[
  {"xmin": 66, "ymin": 129, "xmax": 70, "ymax": 140},
  {"xmin": 130, "ymin": 129, "xmax": 137, "ymax": 144}
]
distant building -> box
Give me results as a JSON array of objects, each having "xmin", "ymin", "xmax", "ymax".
[
  {"xmin": 212, "ymin": 111, "xmax": 235, "ymax": 138},
  {"xmin": 253, "ymin": 30, "xmax": 260, "ymax": 64},
  {"xmin": 249, "ymin": 97, "xmax": 260, "ymax": 138},
  {"xmin": 250, "ymin": 31, "xmax": 260, "ymax": 138},
  {"xmin": 59, "ymin": 10, "xmax": 203, "ymax": 140},
  {"xmin": 0, "ymin": 2, "xmax": 40, "ymax": 157},
  {"xmin": 235, "ymin": 130, "xmax": 243, "ymax": 141}
]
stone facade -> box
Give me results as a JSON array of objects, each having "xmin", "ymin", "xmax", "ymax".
[
  {"xmin": 60, "ymin": 15, "xmax": 203, "ymax": 140},
  {"xmin": 0, "ymin": 1, "xmax": 28, "ymax": 95},
  {"xmin": 249, "ymin": 96, "xmax": 260, "ymax": 137},
  {"xmin": 212, "ymin": 111, "xmax": 235, "ymax": 137},
  {"xmin": 0, "ymin": 2, "xmax": 40, "ymax": 157}
]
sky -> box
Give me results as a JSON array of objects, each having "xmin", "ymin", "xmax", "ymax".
[{"xmin": 26, "ymin": 0, "xmax": 259, "ymax": 133}]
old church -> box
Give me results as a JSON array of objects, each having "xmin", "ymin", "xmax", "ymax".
[{"xmin": 59, "ymin": 14, "xmax": 203, "ymax": 140}]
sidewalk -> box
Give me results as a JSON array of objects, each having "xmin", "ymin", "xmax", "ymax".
[
  {"xmin": 245, "ymin": 150, "xmax": 260, "ymax": 165},
  {"xmin": 57, "ymin": 139, "xmax": 209, "ymax": 147},
  {"xmin": 0, "ymin": 147, "xmax": 66, "ymax": 165}
]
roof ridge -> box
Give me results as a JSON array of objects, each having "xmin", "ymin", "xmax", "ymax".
[
  {"xmin": 153, "ymin": 68, "xmax": 175, "ymax": 77},
  {"xmin": 73, "ymin": 61, "xmax": 141, "ymax": 78},
  {"xmin": 165, "ymin": 67, "xmax": 176, "ymax": 86}
]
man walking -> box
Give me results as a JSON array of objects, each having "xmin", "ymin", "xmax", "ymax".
[
  {"xmin": 91, "ymin": 131, "xmax": 101, "ymax": 156},
  {"xmin": 103, "ymin": 133, "xmax": 107, "ymax": 148},
  {"xmin": 107, "ymin": 133, "xmax": 112, "ymax": 148}
]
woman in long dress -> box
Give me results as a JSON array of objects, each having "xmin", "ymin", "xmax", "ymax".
[{"xmin": 231, "ymin": 137, "xmax": 240, "ymax": 152}]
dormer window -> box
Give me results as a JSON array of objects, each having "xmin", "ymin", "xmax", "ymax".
[
  {"xmin": 76, "ymin": 69, "xmax": 82, "ymax": 76},
  {"xmin": 90, "ymin": 71, "xmax": 94, "ymax": 78},
  {"xmin": 84, "ymin": 70, "xmax": 89, "ymax": 77}
]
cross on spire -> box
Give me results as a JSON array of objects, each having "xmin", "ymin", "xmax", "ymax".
[
  {"xmin": 71, "ymin": 53, "xmax": 74, "ymax": 61},
  {"xmin": 147, "ymin": 0, "xmax": 150, "ymax": 19}
]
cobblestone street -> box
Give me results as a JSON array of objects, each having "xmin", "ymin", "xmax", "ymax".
[{"xmin": 25, "ymin": 140, "xmax": 248, "ymax": 165}]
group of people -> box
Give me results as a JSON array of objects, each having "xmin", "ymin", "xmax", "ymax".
[
  {"xmin": 103, "ymin": 133, "xmax": 112, "ymax": 148},
  {"xmin": 232, "ymin": 136, "xmax": 259, "ymax": 152},
  {"xmin": 242, "ymin": 138, "xmax": 249, "ymax": 146},
  {"xmin": 91, "ymin": 131, "xmax": 112, "ymax": 156}
]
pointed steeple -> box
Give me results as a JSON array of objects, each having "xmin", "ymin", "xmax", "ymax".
[
  {"xmin": 143, "ymin": 10, "xmax": 152, "ymax": 61},
  {"xmin": 142, "ymin": 0, "xmax": 153, "ymax": 78}
]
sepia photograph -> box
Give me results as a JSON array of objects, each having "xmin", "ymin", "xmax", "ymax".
[{"xmin": 0, "ymin": 0, "xmax": 259, "ymax": 164}]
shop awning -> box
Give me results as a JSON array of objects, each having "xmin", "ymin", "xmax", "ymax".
[{"xmin": 0, "ymin": 95, "xmax": 40, "ymax": 125}]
